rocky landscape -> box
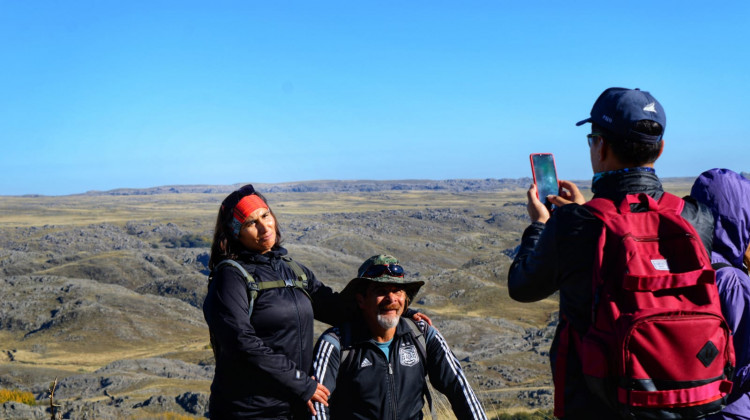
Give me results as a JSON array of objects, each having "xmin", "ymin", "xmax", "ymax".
[{"xmin": 0, "ymin": 177, "xmax": 704, "ymax": 419}]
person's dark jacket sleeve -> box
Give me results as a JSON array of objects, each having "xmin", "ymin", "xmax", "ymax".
[
  {"xmin": 304, "ymin": 266, "xmax": 349, "ymax": 326},
  {"xmin": 681, "ymin": 195, "xmax": 714, "ymax": 255},
  {"xmin": 508, "ymin": 204, "xmax": 601, "ymax": 303},
  {"xmin": 204, "ymin": 266, "xmax": 318, "ymax": 403},
  {"xmin": 424, "ymin": 324, "xmax": 488, "ymax": 420},
  {"xmin": 507, "ymin": 220, "xmax": 557, "ymax": 302}
]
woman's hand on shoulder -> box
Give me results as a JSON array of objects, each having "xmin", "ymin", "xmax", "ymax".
[
  {"xmin": 306, "ymin": 377, "xmax": 330, "ymax": 415},
  {"xmin": 411, "ymin": 312, "xmax": 432, "ymax": 326}
]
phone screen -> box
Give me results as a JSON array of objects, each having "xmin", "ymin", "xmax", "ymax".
[{"xmin": 530, "ymin": 153, "xmax": 559, "ymax": 206}]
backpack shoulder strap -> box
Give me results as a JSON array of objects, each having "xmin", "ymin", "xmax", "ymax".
[
  {"xmin": 280, "ymin": 256, "xmax": 312, "ymax": 301},
  {"xmin": 403, "ymin": 318, "xmax": 435, "ymax": 420},
  {"xmin": 656, "ymin": 191, "xmax": 686, "ymax": 214},
  {"xmin": 338, "ymin": 323, "xmax": 355, "ymax": 371},
  {"xmin": 584, "ymin": 196, "xmax": 617, "ymax": 216},
  {"xmin": 403, "ymin": 318, "xmax": 428, "ymax": 361},
  {"xmin": 320, "ymin": 327, "xmax": 342, "ymax": 351},
  {"xmin": 211, "ymin": 259, "xmax": 261, "ymax": 316},
  {"xmin": 213, "ymin": 259, "xmax": 254, "ymax": 279},
  {"xmin": 282, "ymin": 256, "xmax": 308, "ymax": 283},
  {"xmin": 586, "ymin": 192, "xmax": 685, "ymax": 220},
  {"xmin": 583, "ymin": 197, "xmax": 621, "ymax": 232},
  {"xmin": 208, "ymin": 258, "xmax": 314, "ymax": 321},
  {"xmin": 215, "ymin": 257, "xmax": 312, "ymax": 301}
]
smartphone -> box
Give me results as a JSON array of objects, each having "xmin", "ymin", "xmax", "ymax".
[{"xmin": 530, "ymin": 153, "xmax": 559, "ymax": 208}]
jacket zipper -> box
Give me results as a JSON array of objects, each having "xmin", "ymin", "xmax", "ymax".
[
  {"xmin": 362, "ymin": 333, "xmax": 403, "ymax": 419},
  {"xmin": 388, "ymin": 361, "xmax": 397, "ymax": 420},
  {"xmin": 292, "ymin": 288, "xmax": 303, "ymax": 368},
  {"xmin": 276, "ymin": 258, "xmax": 304, "ymax": 369}
]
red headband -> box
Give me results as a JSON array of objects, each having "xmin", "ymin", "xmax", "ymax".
[{"xmin": 233, "ymin": 195, "xmax": 268, "ymax": 225}]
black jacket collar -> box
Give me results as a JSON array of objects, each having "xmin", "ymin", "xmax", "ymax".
[
  {"xmin": 591, "ymin": 169, "xmax": 664, "ymax": 204},
  {"xmin": 238, "ymin": 246, "xmax": 288, "ymax": 264}
]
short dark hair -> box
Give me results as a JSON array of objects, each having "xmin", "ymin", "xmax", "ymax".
[{"xmin": 593, "ymin": 121, "xmax": 663, "ymax": 166}]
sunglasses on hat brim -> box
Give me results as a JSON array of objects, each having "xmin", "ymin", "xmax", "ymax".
[{"xmin": 361, "ymin": 264, "xmax": 405, "ymax": 278}]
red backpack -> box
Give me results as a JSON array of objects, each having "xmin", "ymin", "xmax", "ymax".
[{"xmin": 570, "ymin": 192, "xmax": 734, "ymax": 419}]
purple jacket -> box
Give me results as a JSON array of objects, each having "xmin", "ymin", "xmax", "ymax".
[{"xmin": 692, "ymin": 168, "xmax": 750, "ymax": 419}]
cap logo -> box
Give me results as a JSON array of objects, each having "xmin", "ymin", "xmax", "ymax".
[
  {"xmin": 602, "ymin": 115, "xmax": 613, "ymax": 123},
  {"xmin": 643, "ymin": 102, "xmax": 657, "ymax": 113}
]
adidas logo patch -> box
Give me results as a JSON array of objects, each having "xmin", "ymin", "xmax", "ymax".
[
  {"xmin": 360, "ymin": 358, "xmax": 372, "ymax": 368},
  {"xmin": 643, "ymin": 102, "xmax": 657, "ymax": 113}
]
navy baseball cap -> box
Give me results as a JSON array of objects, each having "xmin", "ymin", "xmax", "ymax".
[{"xmin": 576, "ymin": 87, "xmax": 666, "ymax": 143}]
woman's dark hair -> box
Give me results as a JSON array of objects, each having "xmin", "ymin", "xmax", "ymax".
[
  {"xmin": 594, "ymin": 121, "xmax": 663, "ymax": 166},
  {"xmin": 208, "ymin": 188, "xmax": 282, "ymax": 270}
]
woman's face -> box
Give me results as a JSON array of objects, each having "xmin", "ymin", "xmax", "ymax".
[{"xmin": 238, "ymin": 206, "xmax": 277, "ymax": 254}]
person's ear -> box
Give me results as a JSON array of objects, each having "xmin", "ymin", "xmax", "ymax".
[
  {"xmin": 656, "ymin": 139, "xmax": 665, "ymax": 160},
  {"xmin": 597, "ymin": 137, "xmax": 609, "ymax": 162}
]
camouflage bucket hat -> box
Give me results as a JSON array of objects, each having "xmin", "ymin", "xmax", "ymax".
[{"xmin": 340, "ymin": 254, "xmax": 425, "ymax": 303}]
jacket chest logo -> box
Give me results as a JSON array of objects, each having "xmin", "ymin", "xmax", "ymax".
[{"xmin": 399, "ymin": 344, "xmax": 419, "ymax": 367}]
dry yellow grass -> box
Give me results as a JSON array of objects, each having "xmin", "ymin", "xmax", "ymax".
[
  {"xmin": 0, "ymin": 179, "xmax": 695, "ymax": 228},
  {"xmin": 0, "ymin": 388, "xmax": 37, "ymax": 405},
  {"xmin": 1, "ymin": 337, "xmax": 211, "ymax": 372},
  {"xmin": 0, "ymin": 190, "xmax": 526, "ymax": 227},
  {"xmin": 0, "ymin": 193, "xmax": 220, "ymax": 227}
]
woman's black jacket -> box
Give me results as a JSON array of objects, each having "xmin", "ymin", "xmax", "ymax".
[{"xmin": 203, "ymin": 246, "xmax": 343, "ymax": 419}]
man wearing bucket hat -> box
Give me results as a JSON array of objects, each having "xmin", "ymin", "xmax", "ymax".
[{"xmin": 310, "ymin": 255, "xmax": 487, "ymax": 420}]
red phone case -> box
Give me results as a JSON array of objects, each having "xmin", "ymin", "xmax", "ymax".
[{"xmin": 529, "ymin": 153, "xmax": 558, "ymax": 203}]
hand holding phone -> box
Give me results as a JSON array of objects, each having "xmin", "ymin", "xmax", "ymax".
[{"xmin": 530, "ymin": 153, "xmax": 559, "ymax": 209}]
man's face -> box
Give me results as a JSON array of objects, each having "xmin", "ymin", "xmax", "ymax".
[{"xmin": 357, "ymin": 282, "xmax": 407, "ymax": 331}]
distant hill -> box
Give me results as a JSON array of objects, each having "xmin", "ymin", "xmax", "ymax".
[
  {"xmin": 80, "ymin": 178, "xmax": 538, "ymax": 196},
  {"xmin": 77, "ymin": 175, "xmax": 730, "ymax": 197}
]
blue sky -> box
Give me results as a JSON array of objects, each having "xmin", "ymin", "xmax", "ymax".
[{"xmin": 1, "ymin": 1, "xmax": 749, "ymax": 196}]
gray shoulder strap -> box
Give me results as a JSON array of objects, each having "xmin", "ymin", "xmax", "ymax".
[
  {"xmin": 320, "ymin": 328, "xmax": 342, "ymax": 352},
  {"xmin": 212, "ymin": 258, "xmax": 313, "ymax": 317},
  {"xmin": 282, "ymin": 256, "xmax": 308, "ymax": 284},
  {"xmin": 338, "ymin": 323, "xmax": 356, "ymax": 370},
  {"xmin": 281, "ymin": 256, "xmax": 312, "ymax": 301},
  {"xmin": 404, "ymin": 318, "xmax": 427, "ymax": 360},
  {"xmin": 213, "ymin": 259, "xmax": 260, "ymax": 315},
  {"xmin": 404, "ymin": 318, "xmax": 435, "ymax": 420}
]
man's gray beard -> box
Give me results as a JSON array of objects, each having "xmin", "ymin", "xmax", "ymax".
[{"xmin": 377, "ymin": 313, "xmax": 399, "ymax": 330}]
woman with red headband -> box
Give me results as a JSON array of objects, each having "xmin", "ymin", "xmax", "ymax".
[
  {"xmin": 203, "ymin": 184, "xmax": 334, "ymax": 419},
  {"xmin": 203, "ymin": 185, "xmax": 430, "ymax": 419}
]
